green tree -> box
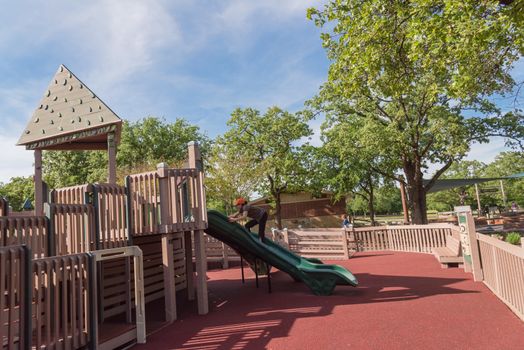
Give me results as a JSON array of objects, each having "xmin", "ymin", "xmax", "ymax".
[
  {"xmin": 320, "ymin": 112, "xmax": 399, "ymax": 225},
  {"xmin": 118, "ymin": 117, "xmax": 210, "ymax": 171},
  {"xmin": 205, "ymin": 139, "xmax": 260, "ymax": 214},
  {"xmin": 43, "ymin": 116, "xmax": 209, "ymax": 188},
  {"xmin": 221, "ymin": 107, "xmax": 312, "ymax": 229},
  {"xmin": 426, "ymin": 160, "xmax": 486, "ymax": 212},
  {"xmin": 308, "ymin": 0, "xmax": 524, "ymax": 223},
  {"xmin": 0, "ymin": 176, "xmax": 34, "ymax": 211},
  {"xmin": 483, "ymin": 151, "xmax": 524, "ymax": 207}
]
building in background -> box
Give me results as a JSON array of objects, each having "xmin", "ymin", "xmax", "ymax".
[{"xmin": 250, "ymin": 192, "xmax": 346, "ymax": 228}]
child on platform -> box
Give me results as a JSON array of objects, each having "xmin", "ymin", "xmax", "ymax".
[{"xmin": 228, "ymin": 198, "xmax": 268, "ymax": 242}]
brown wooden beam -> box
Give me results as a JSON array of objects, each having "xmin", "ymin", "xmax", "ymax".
[{"xmin": 38, "ymin": 142, "xmax": 108, "ymax": 150}]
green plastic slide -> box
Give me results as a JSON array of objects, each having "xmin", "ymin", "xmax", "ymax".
[{"xmin": 205, "ymin": 210, "xmax": 358, "ymax": 295}]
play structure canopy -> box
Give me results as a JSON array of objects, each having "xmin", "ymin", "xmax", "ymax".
[
  {"xmin": 17, "ymin": 64, "xmax": 121, "ymax": 150},
  {"xmin": 424, "ymin": 172, "xmax": 524, "ymax": 193}
]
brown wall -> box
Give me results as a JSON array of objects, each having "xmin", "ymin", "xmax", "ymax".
[{"xmin": 257, "ymin": 198, "xmax": 346, "ymax": 220}]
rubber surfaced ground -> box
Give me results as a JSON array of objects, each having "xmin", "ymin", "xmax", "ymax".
[{"xmin": 134, "ymin": 251, "xmax": 524, "ymax": 350}]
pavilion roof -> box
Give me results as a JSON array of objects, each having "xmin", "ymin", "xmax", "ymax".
[
  {"xmin": 17, "ymin": 64, "xmax": 122, "ymax": 150},
  {"xmin": 424, "ymin": 172, "xmax": 524, "ymax": 193}
]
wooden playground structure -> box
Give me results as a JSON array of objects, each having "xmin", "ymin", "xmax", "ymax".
[
  {"xmin": 1, "ymin": 65, "xmax": 209, "ymax": 349},
  {"xmin": 1, "ymin": 65, "xmax": 523, "ymax": 350}
]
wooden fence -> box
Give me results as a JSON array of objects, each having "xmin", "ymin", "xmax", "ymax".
[
  {"xmin": 0, "ymin": 216, "xmax": 48, "ymax": 259},
  {"xmin": 93, "ymin": 184, "xmax": 128, "ymax": 249},
  {"xmin": 2, "ymin": 245, "xmax": 145, "ymax": 350},
  {"xmin": 50, "ymin": 204, "xmax": 97, "ymax": 256},
  {"xmin": 163, "ymin": 169, "xmax": 207, "ymax": 232},
  {"xmin": 127, "ymin": 171, "xmax": 160, "ymax": 236},
  {"xmin": 477, "ymin": 233, "xmax": 524, "ymax": 321},
  {"xmin": 354, "ymin": 224, "xmax": 459, "ymax": 253},
  {"xmin": 32, "ymin": 253, "xmax": 94, "ymax": 350},
  {"xmin": 0, "ymin": 245, "xmax": 31, "ymax": 350},
  {"xmin": 51, "ymin": 184, "xmax": 92, "ymax": 205}
]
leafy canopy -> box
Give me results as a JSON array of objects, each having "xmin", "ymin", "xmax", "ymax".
[
  {"xmin": 43, "ymin": 116, "xmax": 209, "ymax": 188},
  {"xmin": 308, "ymin": 0, "xmax": 524, "ymax": 222}
]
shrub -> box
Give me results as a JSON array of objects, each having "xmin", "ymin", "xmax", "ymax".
[{"xmin": 505, "ymin": 232, "xmax": 522, "ymax": 245}]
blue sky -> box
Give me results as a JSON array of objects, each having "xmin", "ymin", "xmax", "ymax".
[{"xmin": 0, "ymin": 0, "xmax": 521, "ymax": 183}]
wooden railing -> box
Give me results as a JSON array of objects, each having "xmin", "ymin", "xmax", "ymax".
[
  {"xmin": 50, "ymin": 203, "xmax": 96, "ymax": 256},
  {"xmin": 286, "ymin": 228, "xmax": 350, "ymax": 260},
  {"xmin": 127, "ymin": 171, "xmax": 160, "ymax": 235},
  {"xmin": 52, "ymin": 184, "xmax": 92, "ymax": 204},
  {"xmin": 477, "ymin": 233, "xmax": 524, "ymax": 321},
  {"xmin": 163, "ymin": 168, "xmax": 207, "ymax": 232},
  {"xmin": 205, "ymin": 235, "xmax": 239, "ymax": 268},
  {"xmin": 354, "ymin": 224, "xmax": 459, "ymax": 253},
  {"xmin": 128, "ymin": 167, "xmax": 208, "ymax": 236},
  {"xmin": 32, "ymin": 253, "xmax": 94, "ymax": 350},
  {"xmin": 0, "ymin": 216, "xmax": 48, "ymax": 259},
  {"xmin": 93, "ymin": 183, "xmax": 128, "ymax": 249},
  {"xmin": 0, "ymin": 245, "xmax": 31, "ymax": 350}
]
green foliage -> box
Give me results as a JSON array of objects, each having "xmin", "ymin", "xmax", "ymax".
[
  {"xmin": 427, "ymin": 160, "xmax": 486, "ymax": 211},
  {"xmin": 483, "ymin": 151, "xmax": 524, "ymax": 206},
  {"xmin": 43, "ymin": 150, "xmax": 107, "ymax": 188},
  {"xmin": 118, "ymin": 117, "xmax": 210, "ymax": 171},
  {"xmin": 308, "ymin": 0, "xmax": 524, "ymax": 223},
  {"xmin": 0, "ymin": 176, "xmax": 34, "ymax": 211},
  {"xmin": 205, "ymin": 140, "xmax": 259, "ymax": 214},
  {"xmin": 505, "ymin": 232, "xmax": 522, "ymax": 245},
  {"xmin": 43, "ymin": 116, "xmax": 209, "ymax": 188},
  {"xmin": 426, "ymin": 153, "xmax": 524, "ymax": 211},
  {"xmin": 220, "ymin": 106, "xmax": 312, "ymax": 228},
  {"xmin": 375, "ymin": 185, "xmax": 402, "ymax": 214}
]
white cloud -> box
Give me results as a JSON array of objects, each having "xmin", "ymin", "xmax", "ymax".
[{"xmin": 0, "ymin": 135, "xmax": 34, "ymax": 183}]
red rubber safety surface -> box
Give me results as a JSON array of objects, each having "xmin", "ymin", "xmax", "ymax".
[{"xmin": 134, "ymin": 252, "xmax": 524, "ymax": 350}]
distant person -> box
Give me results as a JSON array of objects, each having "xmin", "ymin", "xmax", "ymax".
[
  {"xmin": 228, "ymin": 198, "xmax": 268, "ymax": 242},
  {"xmin": 342, "ymin": 214, "xmax": 352, "ymax": 228},
  {"xmin": 512, "ymin": 202, "xmax": 519, "ymax": 212}
]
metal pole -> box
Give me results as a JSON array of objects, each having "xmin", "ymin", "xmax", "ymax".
[
  {"xmin": 267, "ymin": 263, "xmax": 272, "ymax": 293},
  {"xmin": 499, "ymin": 180, "xmax": 507, "ymax": 209},
  {"xmin": 475, "ymin": 183, "xmax": 482, "ymax": 217},
  {"xmin": 240, "ymin": 256, "xmax": 245, "ymax": 284},
  {"xmin": 399, "ymin": 181, "xmax": 410, "ymax": 224}
]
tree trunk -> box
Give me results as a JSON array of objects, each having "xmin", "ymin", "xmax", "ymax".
[
  {"xmin": 367, "ymin": 175, "xmax": 376, "ymax": 225},
  {"xmin": 404, "ymin": 160, "xmax": 428, "ymax": 224},
  {"xmin": 275, "ymin": 191, "xmax": 283, "ymax": 229}
]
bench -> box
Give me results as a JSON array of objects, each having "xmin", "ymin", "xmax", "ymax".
[{"xmin": 432, "ymin": 235, "xmax": 463, "ymax": 268}]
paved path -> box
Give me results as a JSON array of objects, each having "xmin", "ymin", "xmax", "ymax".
[{"xmin": 135, "ymin": 251, "xmax": 524, "ymax": 349}]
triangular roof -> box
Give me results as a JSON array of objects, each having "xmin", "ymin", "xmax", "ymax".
[{"xmin": 17, "ymin": 64, "xmax": 122, "ymax": 150}]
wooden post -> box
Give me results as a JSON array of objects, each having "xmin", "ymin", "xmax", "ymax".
[
  {"xmin": 132, "ymin": 247, "xmax": 146, "ymax": 344},
  {"xmin": 187, "ymin": 141, "xmax": 202, "ymax": 171},
  {"xmin": 282, "ymin": 228, "xmax": 289, "ymax": 249},
  {"xmin": 341, "ymin": 229, "xmax": 350, "ymax": 259},
  {"xmin": 107, "ymin": 132, "xmax": 117, "ymax": 184},
  {"xmin": 455, "ymin": 206, "xmax": 483, "ymax": 281},
  {"xmin": 161, "ymin": 235, "xmax": 176, "ymax": 322},
  {"xmin": 222, "ymin": 242, "xmax": 229, "ymax": 269},
  {"xmin": 465, "ymin": 212, "xmax": 483, "ymax": 281},
  {"xmin": 158, "ymin": 162, "xmax": 177, "ymax": 322},
  {"xmin": 193, "ymin": 229, "xmax": 209, "ymax": 315},
  {"xmin": 34, "ymin": 149, "xmax": 44, "ymax": 215},
  {"xmin": 184, "ymin": 230, "xmax": 195, "ymax": 301},
  {"xmin": 187, "ymin": 141, "xmax": 208, "ymax": 313},
  {"xmin": 475, "ymin": 184, "xmax": 482, "ymax": 217},
  {"xmin": 399, "ymin": 181, "xmax": 409, "ymax": 224}
]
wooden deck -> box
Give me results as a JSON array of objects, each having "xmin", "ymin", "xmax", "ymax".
[{"xmin": 134, "ymin": 251, "xmax": 524, "ymax": 350}]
